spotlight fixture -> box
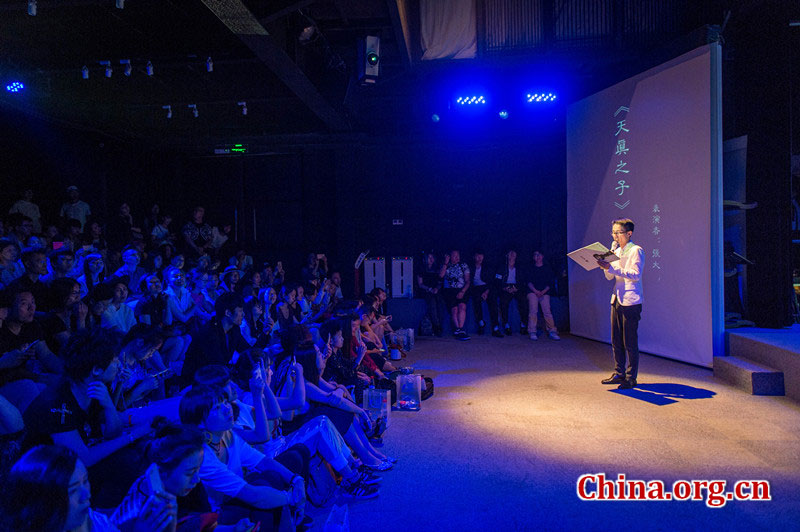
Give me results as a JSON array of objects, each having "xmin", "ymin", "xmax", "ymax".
[
  {"xmin": 120, "ymin": 59, "xmax": 132, "ymax": 77},
  {"xmin": 5, "ymin": 81, "xmax": 25, "ymax": 93},
  {"xmin": 237, "ymin": 101, "xmax": 247, "ymax": 116},
  {"xmin": 431, "ymin": 114, "xmax": 440, "ymax": 123},
  {"xmin": 145, "ymin": 61, "xmax": 154, "ymax": 76},
  {"xmin": 82, "ymin": 66, "xmax": 89, "ymax": 80},
  {"xmin": 498, "ymin": 109, "xmax": 509, "ymax": 119},
  {"xmin": 526, "ymin": 92, "xmax": 557, "ymax": 103},
  {"xmin": 99, "ymin": 60, "xmax": 112, "ymax": 78},
  {"xmin": 456, "ymin": 96, "xmax": 486, "ymax": 105},
  {"xmin": 206, "ymin": 57, "xmax": 213, "ymax": 73},
  {"xmin": 188, "ymin": 104, "xmax": 198, "ymax": 118},
  {"xmin": 27, "ymin": 0, "xmax": 36, "ymax": 16},
  {"xmin": 115, "ymin": 0, "xmax": 124, "ymax": 8},
  {"xmin": 162, "ymin": 105, "xmax": 172, "ymax": 119},
  {"xmin": 298, "ymin": 26, "xmax": 317, "ymax": 44}
]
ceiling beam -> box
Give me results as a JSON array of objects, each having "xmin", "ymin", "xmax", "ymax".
[
  {"xmin": 259, "ymin": 0, "xmax": 315, "ymax": 26},
  {"xmin": 385, "ymin": 0, "xmax": 413, "ymax": 68},
  {"xmin": 200, "ymin": 0, "xmax": 348, "ymax": 132}
]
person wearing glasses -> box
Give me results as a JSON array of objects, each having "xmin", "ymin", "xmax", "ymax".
[{"xmin": 596, "ymin": 218, "xmax": 644, "ymax": 390}]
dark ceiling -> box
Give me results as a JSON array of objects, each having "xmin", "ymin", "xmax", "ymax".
[{"xmin": 0, "ymin": 0, "xmax": 757, "ymax": 149}]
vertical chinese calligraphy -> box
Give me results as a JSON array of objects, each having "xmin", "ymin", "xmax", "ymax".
[
  {"xmin": 651, "ymin": 204, "xmax": 662, "ymax": 281},
  {"xmin": 613, "ymin": 106, "xmax": 631, "ymax": 209}
]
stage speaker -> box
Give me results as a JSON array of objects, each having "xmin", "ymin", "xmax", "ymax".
[
  {"xmin": 364, "ymin": 257, "xmax": 386, "ymax": 293},
  {"xmin": 391, "ymin": 257, "xmax": 414, "ymax": 298}
]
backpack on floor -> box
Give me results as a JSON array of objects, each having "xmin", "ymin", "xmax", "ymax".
[{"xmin": 306, "ymin": 454, "xmax": 340, "ymax": 508}]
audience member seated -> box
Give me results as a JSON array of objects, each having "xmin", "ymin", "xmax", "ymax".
[
  {"xmin": 0, "ymin": 289, "xmax": 62, "ymax": 413},
  {"xmin": 112, "ymin": 421, "xmax": 255, "ymax": 531},
  {"xmin": 468, "ymin": 249, "xmax": 495, "ymax": 336},
  {"xmin": 0, "ymin": 238, "xmax": 24, "ymax": 289},
  {"xmin": 526, "ymin": 249, "xmax": 561, "ymax": 341},
  {"xmin": 41, "ymin": 248, "xmax": 76, "ymax": 286},
  {"xmin": 3, "ymin": 444, "xmax": 174, "ymax": 532},
  {"xmin": 111, "ymin": 248, "xmax": 147, "ymax": 298},
  {"xmin": 233, "ymin": 349, "xmax": 380, "ymax": 499},
  {"xmin": 41, "ymin": 277, "xmax": 88, "ymax": 354},
  {"xmin": 492, "ymin": 248, "xmax": 530, "ymax": 336},
  {"xmin": 60, "ymin": 185, "xmax": 92, "ymax": 231},
  {"xmin": 113, "ymin": 325, "xmax": 168, "ymax": 409},
  {"xmin": 416, "ymin": 252, "xmax": 443, "ymax": 337},
  {"xmin": 273, "ymin": 334, "xmax": 392, "ymax": 472},
  {"xmin": 5, "ymin": 246, "xmax": 50, "ymax": 310},
  {"xmin": 439, "ymin": 249, "xmax": 471, "ymax": 340},
  {"xmin": 102, "ymin": 276, "xmax": 136, "ymax": 333},
  {"xmin": 23, "ymin": 328, "xmax": 155, "ymax": 507},
  {"xmin": 182, "ymin": 293, "xmax": 250, "ymax": 381},
  {"xmin": 76, "ymin": 251, "xmax": 106, "ymax": 299},
  {"xmin": 182, "ymin": 206, "xmax": 214, "ymax": 259},
  {"xmin": 179, "ymin": 385, "xmax": 308, "ymax": 530}
]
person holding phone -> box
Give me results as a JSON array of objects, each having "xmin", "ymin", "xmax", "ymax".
[
  {"xmin": 23, "ymin": 328, "xmax": 157, "ymax": 508},
  {"xmin": 179, "ymin": 385, "xmax": 308, "ymax": 530},
  {"xmin": 3, "ymin": 444, "xmax": 176, "ymax": 532},
  {"xmin": 113, "ymin": 421, "xmax": 256, "ymax": 532}
]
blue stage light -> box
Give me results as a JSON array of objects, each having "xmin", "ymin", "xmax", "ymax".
[
  {"xmin": 6, "ymin": 81, "xmax": 24, "ymax": 93},
  {"xmin": 431, "ymin": 114, "xmax": 440, "ymax": 122},
  {"xmin": 456, "ymin": 95, "xmax": 486, "ymax": 105},
  {"xmin": 498, "ymin": 110, "xmax": 509, "ymax": 119},
  {"xmin": 526, "ymin": 92, "xmax": 557, "ymax": 103}
]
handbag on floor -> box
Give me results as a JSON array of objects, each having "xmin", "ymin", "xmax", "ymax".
[{"xmin": 395, "ymin": 374, "xmax": 422, "ymax": 411}]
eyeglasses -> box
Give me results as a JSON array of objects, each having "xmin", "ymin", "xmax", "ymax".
[{"xmin": 611, "ymin": 231, "xmax": 629, "ymax": 235}]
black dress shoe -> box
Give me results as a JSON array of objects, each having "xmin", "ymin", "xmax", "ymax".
[
  {"xmin": 492, "ymin": 328, "xmax": 504, "ymax": 338},
  {"xmin": 477, "ymin": 324, "xmax": 485, "ymax": 335},
  {"xmin": 601, "ymin": 374, "xmax": 625, "ymax": 385},
  {"xmin": 617, "ymin": 378, "xmax": 637, "ymax": 390},
  {"xmin": 504, "ymin": 326, "xmax": 512, "ymax": 336}
]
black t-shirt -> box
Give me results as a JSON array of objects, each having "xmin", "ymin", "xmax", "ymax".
[
  {"xmin": 23, "ymin": 378, "xmax": 103, "ymax": 448},
  {"xmin": 183, "ymin": 320, "xmax": 251, "ymax": 380},
  {"xmin": 529, "ymin": 264, "xmax": 556, "ymax": 292},
  {"xmin": 135, "ymin": 295, "xmax": 168, "ymax": 327},
  {"xmin": 40, "ymin": 312, "xmax": 70, "ymax": 354},
  {"xmin": 0, "ymin": 320, "xmax": 45, "ymax": 386},
  {"xmin": 5, "ymin": 275, "xmax": 50, "ymax": 312},
  {"xmin": 416, "ymin": 265, "xmax": 441, "ymax": 291}
]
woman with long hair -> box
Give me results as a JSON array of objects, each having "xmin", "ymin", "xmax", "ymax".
[
  {"xmin": 112, "ymin": 421, "xmax": 255, "ymax": 532},
  {"xmin": 2, "ymin": 444, "xmax": 174, "ymax": 532}
]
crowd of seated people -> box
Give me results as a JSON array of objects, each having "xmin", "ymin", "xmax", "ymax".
[
  {"xmin": 0, "ymin": 188, "xmax": 411, "ymax": 531},
  {"xmin": 417, "ymin": 247, "xmax": 561, "ymax": 341}
]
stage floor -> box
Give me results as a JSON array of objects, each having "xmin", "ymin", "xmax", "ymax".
[{"xmin": 334, "ymin": 333, "xmax": 800, "ymax": 532}]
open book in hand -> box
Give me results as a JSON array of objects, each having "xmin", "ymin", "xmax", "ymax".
[{"xmin": 567, "ymin": 242, "xmax": 620, "ymax": 271}]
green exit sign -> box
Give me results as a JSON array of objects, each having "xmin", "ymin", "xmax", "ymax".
[{"xmin": 214, "ymin": 143, "xmax": 248, "ymax": 155}]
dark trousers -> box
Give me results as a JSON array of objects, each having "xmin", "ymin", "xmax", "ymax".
[
  {"xmin": 497, "ymin": 285, "xmax": 529, "ymax": 329},
  {"xmin": 468, "ymin": 284, "xmax": 492, "ymax": 326},
  {"xmin": 423, "ymin": 292, "xmax": 443, "ymax": 333},
  {"xmin": 611, "ymin": 300, "xmax": 642, "ymax": 380}
]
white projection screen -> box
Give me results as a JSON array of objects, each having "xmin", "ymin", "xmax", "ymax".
[{"xmin": 567, "ymin": 44, "xmax": 723, "ymax": 368}]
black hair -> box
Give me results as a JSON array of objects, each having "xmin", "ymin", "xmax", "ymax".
[
  {"xmin": 63, "ymin": 328, "xmax": 121, "ymax": 382},
  {"xmin": 20, "ymin": 247, "xmax": 45, "ymax": 266},
  {"xmin": 49, "ymin": 277, "xmax": 80, "ymax": 310},
  {"xmin": 193, "ymin": 365, "xmax": 231, "ymax": 388},
  {"xmin": 294, "ymin": 343, "xmax": 320, "ymax": 384},
  {"xmin": 145, "ymin": 420, "xmax": 205, "ymax": 474},
  {"xmin": 122, "ymin": 323, "xmax": 165, "ymax": 349},
  {"xmin": 232, "ymin": 348, "xmax": 272, "ymax": 391},
  {"xmin": 179, "ymin": 385, "xmax": 227, "ymax": 427},
  {"xmin": 3, "ymin": 445, "xmax": 78, "ymax": 532},
  {"xmin": 214, "ymin": 291, "xmax": 244, "ymax": 319},
  {"xmin": 89, "ymin": 282, "xmax": 114, "ymax": 303},
  {"xmin": 318, "ymin": 318, "xmax": 342, "ymax": 345},
  {"xmin": 612, "ymin": 218, "xmax": 635, "ymax": 233}
]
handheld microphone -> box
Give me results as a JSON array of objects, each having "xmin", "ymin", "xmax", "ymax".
[{"xmin": 611, "ymin": 241, "xmax": 619, "ymax": 252}]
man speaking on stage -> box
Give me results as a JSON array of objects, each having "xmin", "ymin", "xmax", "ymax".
[{"xmin": 596, "ymin": 218, "xmax": 644, "ymax": 390}]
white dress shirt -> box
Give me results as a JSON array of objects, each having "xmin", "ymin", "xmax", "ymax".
[{"xmin": 604, "ymin": 241, "xmax": 644, "ymax": 306}]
